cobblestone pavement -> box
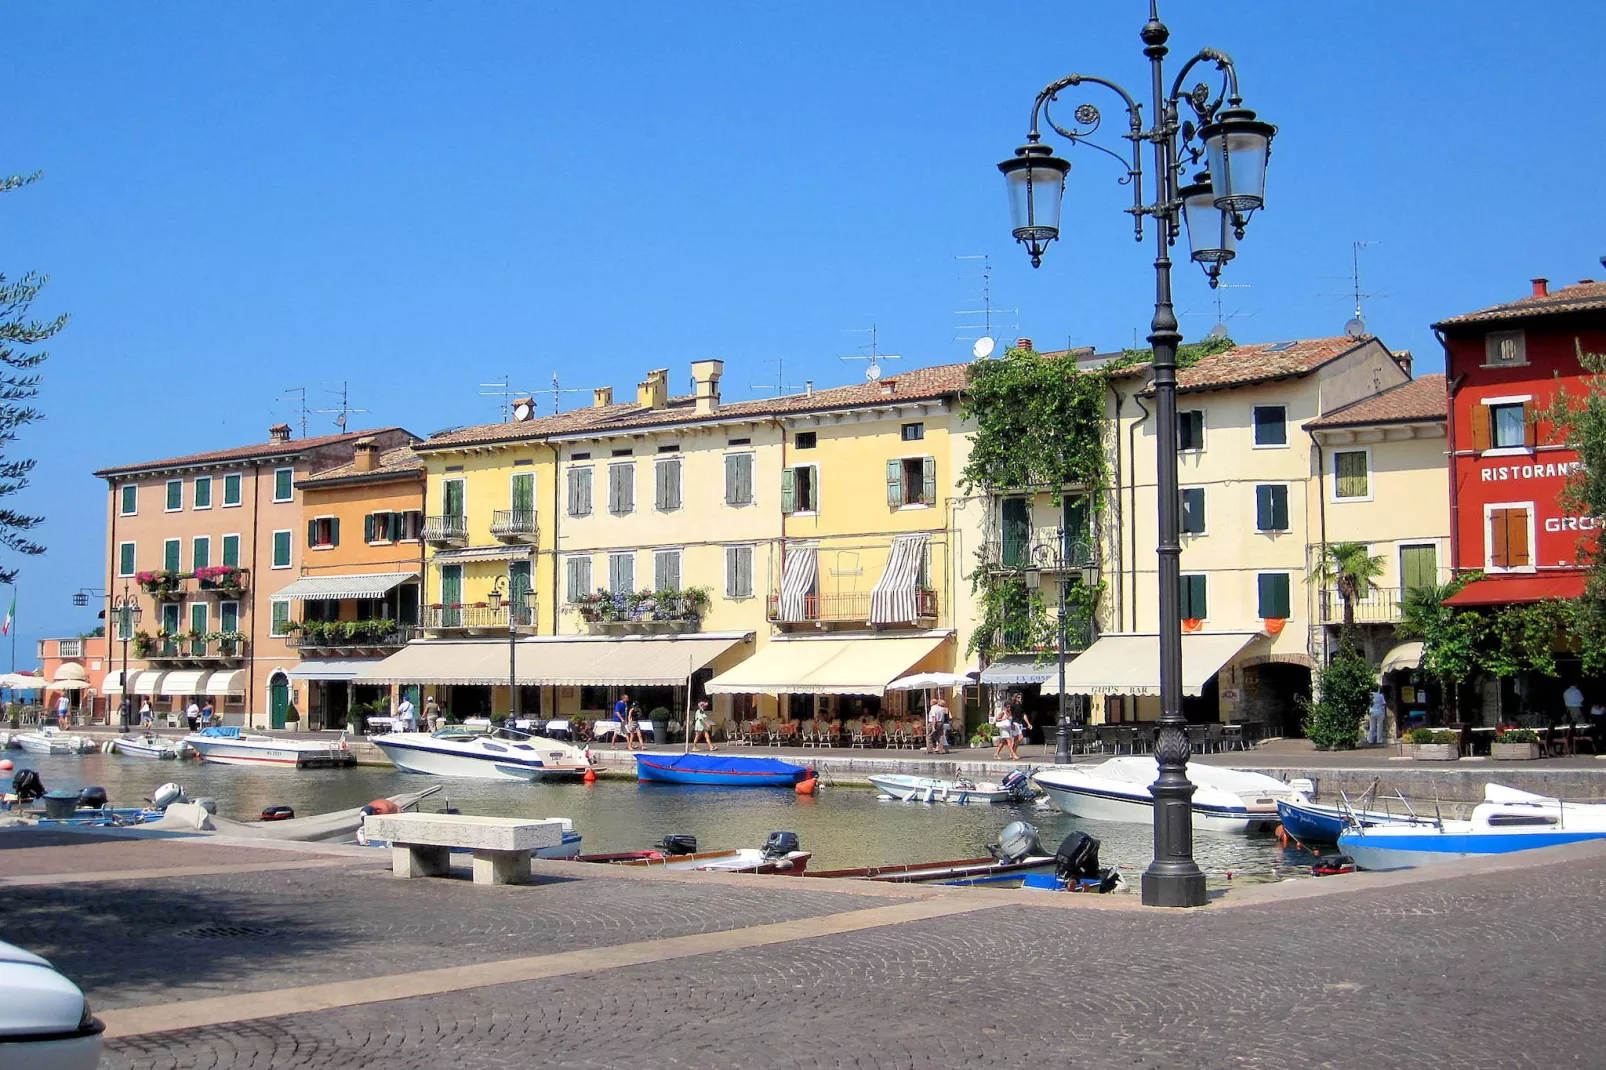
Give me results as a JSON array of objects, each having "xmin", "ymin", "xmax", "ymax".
[{"xmin": 69, "ymin": 848, "xmax": 1606, "ymax": 1070}]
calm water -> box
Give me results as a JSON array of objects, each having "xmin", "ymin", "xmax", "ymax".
[{"xmin": 10, "ymin": 752, "xmax": 1318, "ymax": 886}]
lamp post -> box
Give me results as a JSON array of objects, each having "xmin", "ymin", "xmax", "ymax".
[
  {"xmin": 996, "ymin": 2, "xmax": 1274, "ymax": 908},
  {"xmin": 486, "ymin": 576, "xmax": 529, "ymax": 722},
  {"xmin": 77, "ymin": 585, "xmax": 142, "ymax": 728}
]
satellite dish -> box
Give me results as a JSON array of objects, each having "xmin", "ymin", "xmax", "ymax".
[
  {"xmin": 1206, "ymin": 322, "xmax": 1228, "ymax": 341},
  {"xmin": 512, "ymin": 401, "xmax": 534, "ymax": 422},
  {"xmin": 1344, "ymin": 316, "xmax": 1367, "ymax": 339},
  {"xmin": 971, "ymin": 336, "xmax": 996, "ymax": 359},
  {"xmin": 865, "ymin": 361, "xmax": 882, "ymax": 381}
]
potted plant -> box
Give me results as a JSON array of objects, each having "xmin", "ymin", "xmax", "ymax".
[
  {"xmin": 1493, "ymin": 727, "xmax": 1542, "ymax": 760},
  {"xmin": 969, "ymin": 722, "xmax": 995, "ymax": 748},
  {"xmin": 282, "ymin": 706, "xmax": 301, "ymax": 732},
  {"xmin": 132, "ymin": 631, "xmax": 154, "ymax": 658},
  {"xmin": 1407, "ymin": 727, "xmax": 1460, "ymax": 761}
]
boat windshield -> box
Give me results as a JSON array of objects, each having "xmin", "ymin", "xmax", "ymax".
[
  {"xmin": 489, "ymin": 727, "xmax": 534, "ymax": 743},
  {"xmin": 430, "ymin": 726, "xmax": 488, "ymax": 740}
]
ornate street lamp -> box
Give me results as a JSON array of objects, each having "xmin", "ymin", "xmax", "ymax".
[
  {"xmin": 79, "ymin": 586, "xmax": 141, "ymax": 726},
  {"xmin": 996, "ymin": 2, "xmax": 1274, "ymax": 908},
  {"xmin": 487, "ymin": 574, "xmax": 529, "ymax": 721}
]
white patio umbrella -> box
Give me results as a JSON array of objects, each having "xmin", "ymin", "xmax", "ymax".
[{"xmin": 885, "ymin": 671, "xmax": 978, "ymax": 691}]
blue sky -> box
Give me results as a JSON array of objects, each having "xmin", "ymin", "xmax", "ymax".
[{"xmin": 5, "ymin": 1, "xmax": 1603, "ymax": 654}]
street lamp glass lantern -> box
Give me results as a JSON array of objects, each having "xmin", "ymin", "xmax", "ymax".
[
  {"xmin": 1179, "ymin": 171, "xmax": 1235, "ymax": 273},
  {"xmin": 998, "ymin": 142, "xmax": 1071, "ymax": 268},
  {"xmin": 1199, "ymin": 106, "xmax": 1274, "ymax": 216}
]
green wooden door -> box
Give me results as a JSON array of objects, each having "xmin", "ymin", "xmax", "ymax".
[
  {"xmin": 441, "ymin": 564, "xmax": 462, "ymax": 627},
  {"xmin": 269, "ymin": 676, "xmax": 289, "ymax": 730},
  {"xmin": 1001, "ymin": 498, "xmax": 1030, "ymax": 567}
]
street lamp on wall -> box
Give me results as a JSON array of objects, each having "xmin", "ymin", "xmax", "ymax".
[{"xmin": 996, "ymin": 2, "xmax": 1274, "ymax": 908}]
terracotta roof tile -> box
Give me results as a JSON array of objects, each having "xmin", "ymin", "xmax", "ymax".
[
  {"xmin": 92, "ymin": 428, "xmax": 408, "ymax": 478},
  {"xmin": 1304, "ymin": 374, "xmax": 1447, "ymax": 429},
  {"xmin": 1114, "ymin": 336, "xmax": 1377, "ymax": 394},
  {"xmin": 300, "ymin": 444, "xmax": 425, "ymax": 485},
  {"xmin": 1435, "ymin": 280, "xmax": 1606, "ymax": 328}
]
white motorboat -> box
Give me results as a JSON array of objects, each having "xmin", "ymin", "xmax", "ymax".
[
  {"xmin": 183, "ymin": 726, "xmax": 356, "ymax": 768},
  {"xmin": 867, "ymin": 770, "xmax": 1035, "ymax": 805},
  {"xmin": 108, "ymin": 733, "xmax": 192, "ymax": 760},
  {"xmin": 146, "ymin": 785, "xmax": 445, "ymax": 841},
  {"xmin": 1338, "ymin": 784, "xmax": 1606, "ymax": 871},
  {"xmin": 15, "ymin": 728, "xmax": 96, "ymax": 756},
  {"xmin": 371, "ymin": 725, "xmax": 592, "ymax": 781},
  {"xmin": 1033, "ymin": 756, "xmax": 1296, "ymax": 834}
]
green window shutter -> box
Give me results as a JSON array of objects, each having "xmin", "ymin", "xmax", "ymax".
[
  {"xmin": 885, "ymin": 460, "xmax": 902, "ymax": 508},
  {"xmin": 1401, "ymin": 545, "xmax": 1436, "ymax": 593},
  {"xmin": 512, "ymin": 473, "xmax": 534, "ymax": 513},
  {"xmin": 921, "ymin": 456, "xmax": 936, "ymax": 505},
  {"xmin": 1274, "ymin": 487, "xmax": 1288, "ymax": 531},
  {"xmin": 221, "ymin": 602, "xmax": 238, "ymax": 632},
  {"xmin": 194, "ymin": 478, "xmax": 211, "ymax": 508},
  {"xmin": 121, "ymin": 484, "xmax": 136, "ymax": 514},
  {"xmin": 1257, "ymin": 573, "xmax": 1289, "ymax": 618},
  {"xmin": 119, "ymin": 542, "xmax": 135, "ymax": 576},
  {"xmin": 273, "ymin": 531, "xmax": 290, "ymax": 567},
  {"xmin": 164, "ymin": 540, "xmax": 180, "ymax": 572},
  {"xmin": 1335, "ymin": 452, "xmax": 1369, "ymax": 498},
  {"xmin": 364, "ymin": 514, "xmax": 375, "ymax": 543},
  {"xmin": 780, "ymin": 468, "xmax": 796, "ymax": 514},
  {"xmin": 307, "ymin": 519, "xmax": 318, "ymax": 547},
  {"xmin": 1180, "ymin": 575, "xmax": 1207, "ymax": 620},
  {"xmin": 223, "ymin": 474, "xmax": 241, "ymax": 506},
  {"xmin": 330, "ymin": 517, "xmax": 340, "ymax": 546},
  {"xmin": 274, "ymin": 469, "xmax": 292, "ymax": 501},
  {"xmin": 221, "ymin": 535, "xmax": 239, "ymax": 568},
  {"xmin": 1180, "ymin": 489, "xmax": 1205, "ymax": 534},
  {"xmin": 166, "ymin": 481, "xmax": 181, "ymax": 510},
  {"xmin": 271, "ymin": 600, "xmax": 289, "ymax": 636},
  {"xmin": 192, "ymin": 537, "xmax": 209, "ymax": 570},
  {"xmin": 1256, "ymin": 486, "xmax": 1286, "ymax": 531},
  {"xmin": 191, "ymin": 602, "xmax": 208, "ymax": 633}
]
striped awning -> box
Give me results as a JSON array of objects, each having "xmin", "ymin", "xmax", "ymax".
[
  {"xmin": 158, "ymin": 670, "xmax": 208, "ymax": 696},
  {"xmin": 777, "ymin": 546, "xmax": 816, "ymax": 623},
  {"xmin": 431, "ymin": 546, "xmax": 536, "ymax": 564},
  {"xmin": 273, "ymin": 572, "xmax": 417, "ymax": 601},
  {"xmin": 706, "ymin": 633, "xmax": 949, "ymax": 696},
  {"xmin": 868, "ymin": 533, "xmax": 930, "ymax": 625},
  {"xmin": 131, "ymin": 671, "xmax": 167, "ymax": 696},
  {"xmin": 204, "ymin": 670, "xmax": 245, "ymax": 696}
]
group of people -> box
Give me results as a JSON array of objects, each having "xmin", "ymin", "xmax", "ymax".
[
  {"xmin": 609, "ymin": 692, "xmax": 649, "ymax": 750},
  {"xmin": 392, "ymin": 695, "xmax": 444, "ymax": 733},
  {"xmin": 990, "ymin": 694, "xmax": 1034, "ymax": 760}
]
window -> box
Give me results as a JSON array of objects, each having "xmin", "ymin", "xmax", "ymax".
[
  {"xmin": 658, "ymin": 444, "xmax": 680, "ymax": 454},
  {"xmin": 161, "ymin": 602, "xmax": 180, "ymax": 641},
  {"xmin": 119, "ymin": 484, "xmax": 137, "ymax": 516},
  {"xmin": 118, "ymin": 541, "xmax": 136, "ymax": 577},
  {"xmin": 165, "ymin": 480, "xmax": 183, "ymax": 512},
  {"xmin": 725, "ymin": 453, "xmax": 754, "ymax": 506},
  {"xmin": 273, "ymin": 467, "xmax": 294, "ymax": 503},
  {"xmin": 1333, "ymin": 450, "xmax": 1370, "ymax": 500},
  {"xmin": 510, "ymin": 472, "xmax": 536, "ymax": 520},
  {"xmin": 1254, "ymin": 485, "xmax": 1289, "ymax": 532},
  {"xmin": 1490, "ymin": 403, "xmax": 1529, "ymax": 450},
  {"xmin": 655, "ymin": 457, "xmax": 682, "ymax": 512},
  {"xmin": 783, "ymin": 465, "xmax": 818, "ymax": 514},
  {"xmin": 1257, "ymin": 573, "xmax": 1291, "ymax": 620},
  {"xmin": 901, "ymin": 422, "xmax": 925, "ymax": 441},
  {"xmin": 1484, "ymin": 330, "xmax": 1527, "ymax": 367},
  {"xmin": 271, "ymin": 530, "xmax": 292, "ymax": 569},
  {"xmin": 365, "ymin": 511, "xmax": 393, "ymax": 544},
  {"xmin": 725, "ymin": 545, "xmax": 754, "ymax": 599},
  {"xmin": 654, "ymin": 549, "xmax": 682, "ymax": 592},
  {"xmin": 441, "ymin": 478, "xmax": 465, "ymax": 517},
  {"xmin": 608, "ymin": 552, "xmax": 635, "ymax": 593},
  {"xmin": 508, "ymin": 561, "xmax": 533, "ymax": 623},
  {"xmin": 222, "ymin": 473, "xmax": 242, "ymax": 507},
  {"xmin": 221, "ymin": 534, "xmax": 240, "ymax": 568},
  {"xmin": 1400, "ymin": 544, "xmax": 1437, "ymax": 594},
  {"xmin": 163, "ymin": 538, "xmax": 181, "ymax": 573},
  {"xmin": 567, "ymin": 467, "xmax": 593, "ymax": 517},
  {"xmin": 888, "ymin": 456, "xmax": 936, "ymax": 508},
  {"xmin": 611, "ymin": 447, "xmax": 633, "ymax": 458},
  {"xmin": 399, "ymin": 510, "xmax": 424, "ymax": 540},
  {"xmin": 1252, "ymin": 405, "xmax": 1287, "ymax": 447},
  {"xmin": 1488, "ymin": 505, "xmax": 1532, "ymax": 570},
  {"xmin": 191, "ymin": 536, "xmax": 210, "ymax": 571},
  {"xmin": 271, "ymin": 600, "xmax": 291, "ymax": 636},
  {"xmin": 307, "ymin": 516, "xmax": 339, "ymax": 548},
  {"xmin": 565, "ymin": 555, "xmax": 592, "ymax": 602},
  {"xmin": 219, "ymin": 601, "xmax": 239, "ymax": 635},
  {"xmin": 608, "ymin": 462, "xmax": 635, "ymax": 515},
  {"xmin": 189, "ymin": 603, "xmax": 209, "ymax": 653},
  {"xmin": 1179, "ymin": 575, "xmax": 1207, "ymax": 620},
  {"xmin": 794, "ymin": 431, "xmax": 817, "ymax": 450},
  {"xmin": 1177, "ymin": 410, "xmax": 1204, "ymax": 451},
  {"xmin": 728, "ymin": 437, "xmax": 750, "ymax": 447},
  {"xmin": 193, "ymin": 476, "xmax": 212, "ymax": 509},
  {"xmin": 1179, "ymin": 487, "xmax": 1206, "ymax": 535}
]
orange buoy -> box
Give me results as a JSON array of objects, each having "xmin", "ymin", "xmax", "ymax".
[
  {"xmin": 366, "ymin": 798, "xmax": 401, "ymax": 815},
  {"xmin": 582, "ymin": 768, "xmax": 597, "ymax": 784},
  {"xmin": 0, "ymin": 759, "xmax": 11, "ymax": 771},
  {"xmin": 795, "ymin": 777, "xmax": 818, "ymax": 795}
]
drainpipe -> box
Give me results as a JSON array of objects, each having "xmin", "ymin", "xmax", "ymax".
[
  {"xmin": 106, "ymin": 480, "xmax": 117, "ymax": 721},
  {"xmin": 1110, "ymin": 388, "xmax": 1125, "ymax": 633},
  {"xmin": 1129, "ymin": 392, "xmax": 1152, "ymax": 632},
  {"xmin": 1438, "ymin": 328, "xmax": 1463, "ymax": 575},
  {"xmin": 549, "ymin": 441, "xmax": 562, "ymax": 635},
  {"xmin": 775, "ymin": 416, "xmax": 787, "ymax": 722},
  {"xmin": 248, "ymin": 464, "xmax": 261, "ymax": 728}
]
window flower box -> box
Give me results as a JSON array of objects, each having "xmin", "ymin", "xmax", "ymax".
[
  {"xmin": 1406, "ymin": 728, "xmax": 1459, "ymax": 761},
  {"xmin": 1493, "ymin": 729, "xmax": 1541, "ymax": 760}
]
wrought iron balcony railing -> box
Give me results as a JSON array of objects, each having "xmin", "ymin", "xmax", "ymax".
[
  {"xmin": 767, "ymin": 587, "xmax": 938, "ymax": 624},
  {"xmin": 1318, "ymin": 586, "xmax": 1404, "ymax": 625},
  {"xmin": 421, "ymin": 514, "xmax": 469, "ymax": 546},
  {"xmin": 422, "ymin": 603, "xmax": 536, "ymax": 631},
  {"xmin": 286, "ymin": 623, "xmax": 411, "ymax": 650},
  {"xmin": 489, "ymin": 509, "xmax": 539, "ymax": 542},
  {"xmin": 984, "ymin": 527, "xmax": 1099, "ymax": 572}
]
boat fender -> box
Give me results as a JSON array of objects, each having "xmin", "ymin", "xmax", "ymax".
[
  {"xmin": 795, "ymin": 777, "xmax": 817, "ymax": 795},
  {"xmin": 261, "ymin": 805, "xmax": 296, "ymax": 821},
  {"xmin": 102, "ymin": 740, "xmax": 118, "ymax": 755},
  {"xmin": 0, "ymin": 759, "xmax": 11, "ymax": 772},
  {"xmin": 582, "ymin": 767, "xmax": 597, "ymax": 783}
]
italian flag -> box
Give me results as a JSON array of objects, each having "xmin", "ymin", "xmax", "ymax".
[{"xmin": 1, "ymin": 595, "xmax": 13, "ymax": 636}]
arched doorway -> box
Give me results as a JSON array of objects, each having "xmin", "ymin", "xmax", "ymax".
[
  {"xmin": 1247, "ymin": 662, "xmax": 1313, "ymax": 738},
  {"xmin": 268, "ymin": 672, "xmax": 290, "ymax": 730}
]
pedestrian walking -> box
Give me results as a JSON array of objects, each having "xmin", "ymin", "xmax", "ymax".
[
  {"xmin": 1007, "ymin": 693, "xmax": 1033, "ymax": 754},
  {"xmin": 1564, "ymin": 684, "xmax": 1586, "ymax": 725},
  {"xmin": 938, "ymin": 694, "xmax": 953, "ymax": 754},
  {"xmin": 139, "ymin": 698, "xmax": 153, "ymax": 728},
  {"xmin": 424, "ymin": 695, "xmax": 442, "ymax": 731},
  {"xmin": 186, "ymin": 700, "xmax": 201, "ymax": 732},
  {"xmin": 397, "ymin": 694, "xmax": 416, "ymax": 733},
  {"xmin": 200, "ymin": 699, "xmax": 214, "ymax": 730},
  {"xmin": 627, "ymin": 704, "xmax": 648, "ymax": 750},
  {"xmin": 55, "ymin": 692, "xmax": 70, "ymax": 729},
  {"xmin": 991, "ymin": 705, "xmax": 1018, "ymax": 760},
  {"xmin": 692, "ymin": 700, "xmax": 716, "ymax": 752},
  {"xmin": 1368, "ymin": 690, "xmax": 1386, "ymax": 745}
]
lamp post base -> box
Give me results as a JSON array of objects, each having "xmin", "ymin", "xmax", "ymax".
[{"xmin": 1140, "ymin": 864, "xmax": 1207, "ymax": 907}]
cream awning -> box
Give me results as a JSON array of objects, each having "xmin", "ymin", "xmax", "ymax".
[
  {"xmin": 103, "ymin": 670, "xmax": 127, "ymax": 695},
  {"xmin": 273, "ymin": 572, "xmax": 417, "ymax": 601},
  {"xmin": 158, "ymin": 670, "xmax": 209, "ymax": 696},
  {"xmin": 204, "ymin": 670, "xmax": 245, "ymax": 696},
  {"xmin": 290, "ymin": 659, "xmax": 380, "ymax": 681},
  {"xmin": 131, "ymin": 671, "xmax": 167, "ymax": 696},
  {"xmin": 706, "ymin": 634, "xmax": 949, "ymax": 697},
  {"xmin": 1381, "ymin": 641, "xmax": 1424, "ymax": 674},
  {"xmin": 431, "ymin": 546, "xmax": 536, "ymax": 564},
  {"xmin": 357, "ymin": 635, "xmax": 746, "ymax": 687},
  {"xmin": 1040, "ymin": 632, "xmax": 1261, "ymax": 697}
]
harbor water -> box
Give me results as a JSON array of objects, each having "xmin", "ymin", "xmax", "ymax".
[{"xmin": 10, "ymin": 752, "xmax": 1320, "ymax": 885}]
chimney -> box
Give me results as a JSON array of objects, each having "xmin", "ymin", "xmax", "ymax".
[
  {"xmin": 1531, "ymin": 277, "xmax": 1549, "ymax": 297},
  {"xmin": 1015, "ymin": 337, "xmax": 1033, "ymax": 352},
  {"xmin": 636, "ymin": 368, "xmax": 669, "ymax": 410},
  {"xmin": 804, "ymin": 380, "xmax": 814, "ymax": 396},
  {"xmin": 880, "ymin": 378, "xmax": 899, "ymax": 396},
  {"xmin": 1392, "ymin": 350, "xmax": 1413, "ymax": 378},
  {"xmin": 690, "ymin": 359, "xmax": 723, "ymax": 415},
  {"xmin": 353, "ymin": 436, "xmax": 379, "ymax": 473},
  {"xmin": 593, "ymin": 386, "xmax": 614, "ymax": 408},
  {"xmin": 268, "ymin": 423, "xmax": 292, "ymax": 444}
]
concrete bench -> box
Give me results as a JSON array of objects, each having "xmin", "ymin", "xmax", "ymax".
[{"xmin": 363, "ymin": 813, "xmax": 565, "ymax": 885}]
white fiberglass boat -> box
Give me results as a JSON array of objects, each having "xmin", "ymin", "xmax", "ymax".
[
  {"xmin": 867, "ymin": 770, "xmax": 1035, "ymax": 805},
  {"xmin": 371, "ymin": 725, "xmax": 592, "ymax": 781},
  {"xmin": 108, "ymin": 733, "xmax": 192, "ymax": 760},
  {"xmin": 15, "ymin": 728, "xmax": 96, "ymax": 755},
  {"xmin": 1338, "ymin": 784, "xmax": 1606, "ymax": 870},
  {"xmin": 183, "ymin": 726, "xmax": 356, "ymax": 768},
  {"xmin": 1033, "ymin": 756, "xmax": 1296, "ymax": 834}
]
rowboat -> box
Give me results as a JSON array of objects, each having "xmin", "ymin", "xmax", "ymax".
[
  {"xmin": 1338, "ymin": 784, "xmax": 1606, "ymax": 870},
  {"xmin": 1275, "ymin": 795, "xmax": 1432, "ymax": 844},
  {"xmin": 634, "ymin": 753, "xmax": 811, "ymax": 788},
  {"xmin": 867, "ymin": 770, "xmax": 1033, "ymax": 805}
]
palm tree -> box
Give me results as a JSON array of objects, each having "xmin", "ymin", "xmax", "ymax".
[{"xmin": 1314, "ymin": 541, "xmax": 1386, "ymax": 635}]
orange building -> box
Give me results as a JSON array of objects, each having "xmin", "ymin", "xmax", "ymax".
[{"xmin": 38, "ymin": 637, "xmax": 106, "ymax": 722}]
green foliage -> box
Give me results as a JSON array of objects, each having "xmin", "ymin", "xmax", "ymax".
[
  {"xmin": 1496, "ymin": 728, "xmax": 1539, "ymax": 744},
  {"xmin": 969, "ymin": 722, "xmax": 995, "ymax": 746},
  {"xmin": 1543, "ymin": 340, "xmax": 1606, "ymax": 589},
  {"xmin": 1298, "ymin": 644, "xmax": 1376, "ymax": 749},
  {"xmin": 1310, "ymin": 541, "xmax": 1386, "ymax": 637},
  {"xmin": 967, "ymin": 574, "xmax": 1050, "ymax": 660},
  {"xmin": 1114, "ymin": 334, "xmax": 1238, "ymax": 371},
  {"xmin": 1406, "ymin": 727, "xmax": 1456, "ymax": 745}
]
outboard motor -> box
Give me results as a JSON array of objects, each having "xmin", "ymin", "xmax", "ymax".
[
  {"xmin": 12, "ymin": 768, "xmax": 45, "ymax": 804},
  {"xmin": 192, "ymin": 796, "xmax": 219, "ymax": 815},
  {"xmin": 657, "ymin": 834, "xmax": 698, "ymax": 856},
  {"xmin": 762, "ymin": 831, "xmax": 800, "ymax": 859},
  {"xmin": 149, "ymin": 782, "xmax": 187, "ymax": 809},
  {"xmin": 1000, "ymin": 770, "xmax": 1031, "ymax": 798},
  {"xmin": 77, "ymin": 786, "xmax": 109, "ymax": 810},
  {"xmin": 1054, "ymin": 831, "xmax": 1122, "ymax": 893},
  {"xmin": 990, "ymin": 820, "xmax": 1042, "ymax": 864}
]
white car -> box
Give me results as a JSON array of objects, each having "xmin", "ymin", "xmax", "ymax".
[{"xmin": 0, "ymin": 940, "xmax": 103, "ymax": 1070}]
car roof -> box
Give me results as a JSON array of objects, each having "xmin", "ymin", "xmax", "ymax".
[{"xmin": 0, "ymin": 940, "xmax": 51, "ymax": 968}]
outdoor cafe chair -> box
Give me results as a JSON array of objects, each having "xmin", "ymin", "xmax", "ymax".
[
  {"xmin": 1186, "ymin": 725, "xmax": 1210, "ymax": 753},
  {"xmin": 1095, "ymin": 724, "xmax": 1120, "ymax": 754},
  {"xmin": 1222, "ymin": 723, "xmax": 1246, "ymax": 751}
]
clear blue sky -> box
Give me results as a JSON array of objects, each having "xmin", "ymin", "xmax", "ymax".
[{"xmin": 5, "ymin": 1, "xmax": 1603, "ymax": 655}]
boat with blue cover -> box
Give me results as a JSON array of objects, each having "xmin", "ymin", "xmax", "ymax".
[
  {"xmin": 1276, "ymin": 793, "xmax": 1433, "ymax": 844},
  {"xmin": 1338, "ymin": 783, "xmax": 1606, "ymax": 870},
  {"xmin": 634, "ymin": 753, "xmax": 811, "ymax": 787}
]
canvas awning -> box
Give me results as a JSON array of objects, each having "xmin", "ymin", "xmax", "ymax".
[
  {"xmin": 1040, "ymin": 632, "xmax": 1261, "ymax": 697},
  {"xmin": 203, "ymin": 670, "xmax": 245, "ymax": 696},
  {"xmin": 157, "ymin": 670, "xmax": 209, "ymax": 697},
  {"xmin": 130, "ymin": 671, "xmax": 167, "ymax": 696},
  {"xmin": 1380, "ymin": 642, "xmax": 1424, "ymax": 674},
  {"xmin": 1442, "ymin": 574, "xmax": 1586, "ymax": 607},
  {"xmin": 273, "ymin": 572, "xmax": 417, "ymax": 601},
  {"xmin": 431, "ymin": 546, "xmax": 536, "ymax": 564},
  {"xmin": 978, "ymin": 655, "xmax": 1055, "ymax": 686},
  {"xmin": 102, "ymin": 670, "xmax": 127, "ymax": 695},
  {"xmin": 289, "ymin": 659, "xmax": 381, "ymax": 682},
  {"xmin": 357, "ymin": 635, "xmax": 747, "ymax": 687},
  {"xmin": 706, "ymin": 633, "xmax": 949, "ymax": 696}
]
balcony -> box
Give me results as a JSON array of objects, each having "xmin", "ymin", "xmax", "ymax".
[
  {"xmin": 489, "ymin": 509, "xmax": 539, "ymax": 543},
  {"xmin": 1318, "ymin": 586, "xmax": 1405, "ymax": 625},
  {"xmin": 984, "ymin": 526, "xmax": 1099, "ymax": 573},
  {"xmin": 422, "ymin": 514, "xmax": 469, "ymax": 547},
  {"xmin": 194, "ymin": 567, "xmax": 250, "ymax": 597},
  {"xmin": 422, "ymin": 603, "xmax": 536, "ymax": 633},
  {"xmin": 286, "ymin": 620, "xmax": 411, "ymax": 653},
  {"xmin": 767, "ymin": 588, "xmax": 939, "ymax": 626},
  {"xmin": 140, "ymin": 636, "xmax": 248, "ymax": 665}
]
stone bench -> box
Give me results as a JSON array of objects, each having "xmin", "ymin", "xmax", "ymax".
[{"xmin": 363, "ymin": 813, "xmax": 565, "ymax": 885}]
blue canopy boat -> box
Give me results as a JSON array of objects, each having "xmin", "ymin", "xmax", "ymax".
[
  {"xmin": 635, "ymin": 753, "xmax": 811, "ymax": 787},
  {"xmin": 1276, "ymin": 796, "xmax": 1430, "ymax": 844}
]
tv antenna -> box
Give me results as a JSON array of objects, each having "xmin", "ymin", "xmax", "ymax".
[
  {"xmin": 953, "ymin": 254, "xmax": 1018, "ymax": 357},
  {"xmin": 1184, "ymin": 282, "xmax": 1254, "ymax": 341},
  {"xmin": 314, "ymin": 381, "xmax": 367, "ymax": 433},
  {"xmin": 276, "ymin": 387, "xmax": 310, "ymax": 439},
  {"xmin": 840, "ymin": 324, "xmax": 902, "ymax": 381},
  {"xmin": 750, "ymin": 357, "xmax": 802, "ymax": 398},
  {"xmin": 479, "ymin": 375, "xmax": 535, "ymax": 422},
  {"xmin": 1320, "ymin": 240, "xmax": 1386, "ymax": 339},
  {"xmin": 543, "ymin": 373, "xmax": 587, "ymax": 415}
]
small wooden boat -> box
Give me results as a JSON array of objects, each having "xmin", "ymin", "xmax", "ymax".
[
  {"xmin": 868, "ymin": 770, "xmax": 1033, "ymax": 805},
  {"xmin": 581, "ymin": 832, "xmax": 810, "ymax": 874},
  {"xmin": 808, "ymin": 821, "xmax": 1055, "ymax": 887},
  {"xmin": 634, "ymin": 753, "xmax": 810, "ymax": 788}
]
